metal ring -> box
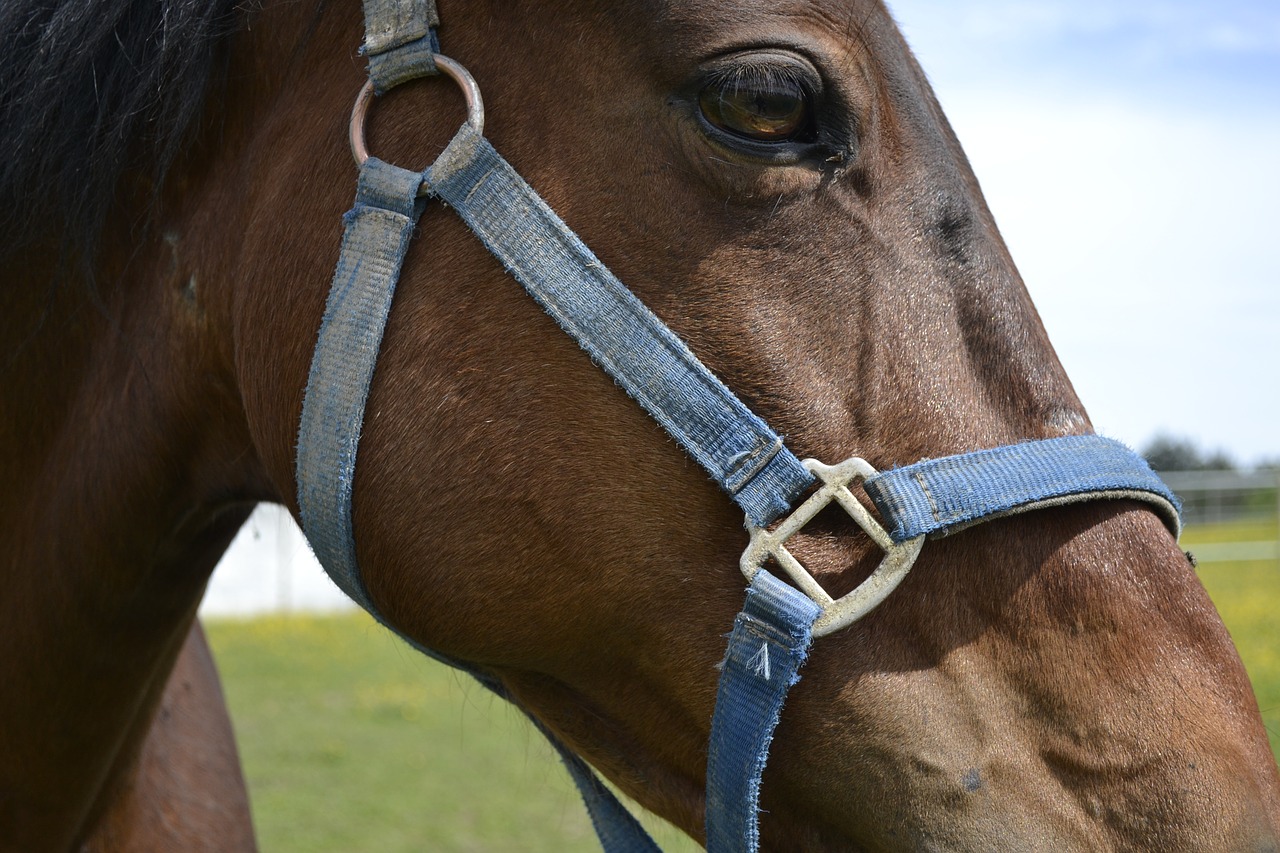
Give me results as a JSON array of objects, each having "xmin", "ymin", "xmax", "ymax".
[
  {"xmin": 349, "ymin": 55, "xmax": 486, "ymax": 166},
  {"xmin": 739, "ymin": 457, "xmax": 926, "ymax": 637}
]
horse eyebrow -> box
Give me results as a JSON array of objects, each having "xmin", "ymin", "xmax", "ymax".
[
  {"xmin": 743, "ymin": 0, "xmax": 884, "ymax": 47},
  {"xmin": 641, "ymin": 0, "xmax": 881, "ymax": 50}
]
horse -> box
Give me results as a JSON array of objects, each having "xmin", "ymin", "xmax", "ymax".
[
  {"xmin": 2, "ymin": 0, "xmax": 1277, "ymax": 849},
  {"xmin": 78, "ymin": 626, "xmax": 255, "ymax": 852}
]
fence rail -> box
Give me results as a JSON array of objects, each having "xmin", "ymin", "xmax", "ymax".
[
  {"xmin": 1161, "ymin": 469, "xmax": 1280, "ymax": 565},
  {"xmin": 1161, "ymin": 469, "xmax": 1279, "ymax": 525}
]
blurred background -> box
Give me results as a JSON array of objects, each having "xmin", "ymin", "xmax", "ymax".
[{"xmin": 895, "ymin": 0, "xmax": 1279, "ymax": 466}]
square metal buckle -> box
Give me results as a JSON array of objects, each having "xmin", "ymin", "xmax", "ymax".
[{"xmin": 739, "ymin": 457, "xmax": 925, "ymax": 637}]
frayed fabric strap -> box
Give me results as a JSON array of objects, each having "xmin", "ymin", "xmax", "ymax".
[
  {"xmin": 296, "ymin": 158, "xmax": 425, "ymax": 613},
  {"xmin": 424, "ymin": 126, "xmax": 815, "ymax": 527},
  {"xmin": 361, "ymin": 0, "xmax": 441, "ymax": 93},
  {"xmin": 864, "ymin": 435, "xmax": 1182, "ymax": 543},
  {"xmin": 707, "ymin": 571, "xmax": 822, "ymax": 853},
  {"xmin": 362, "ymin": 0, "xmax": 438, "ymax": 53},
  {"xmin": 550, "ymin": 738, "xmax": 663, "ymax": 853},
  {"xmin": 296, "ymin": 147, "xmax": 662, "ymax": 853}
]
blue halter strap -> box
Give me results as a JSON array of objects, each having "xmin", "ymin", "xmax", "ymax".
[{"xmin": 295, "ymin": 6, "xmax": 1182, "ymax": 851}]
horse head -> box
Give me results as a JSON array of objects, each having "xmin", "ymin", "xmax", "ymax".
[{"xmin": 3, "ymin": 0, "xmax": 1276, "ymax": 849}]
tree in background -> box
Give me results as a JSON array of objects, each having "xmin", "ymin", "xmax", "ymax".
[
  {"xmin": 1143, "ymin": 436, "xmax": 1279, "ymax": 525},
  {"xmin": 1143, "ymin": 434, "xmax": 1236, "ymax": 473}
]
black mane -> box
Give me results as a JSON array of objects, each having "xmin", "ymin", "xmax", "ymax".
[{"xmin": 0, "ymin": 0, "xmax": 244, "ymax": 266}]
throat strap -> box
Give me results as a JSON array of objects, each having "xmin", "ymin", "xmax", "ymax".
[
  {"xmin": 361, "ymin": 0, "xmax": 441, "ymax": 92},
  {"xmin": 296, "ymin": 158, "xmax": 424, "ymax": 613}
]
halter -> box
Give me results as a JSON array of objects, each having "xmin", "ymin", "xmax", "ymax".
[{"xmin": 296, "ymin": 4, "xmax": 1181, "ymax": 850}]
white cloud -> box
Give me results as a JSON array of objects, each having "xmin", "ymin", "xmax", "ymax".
[{"xmin": 894, "ymin": 0, "xmax": 1280, "ymax": 104}]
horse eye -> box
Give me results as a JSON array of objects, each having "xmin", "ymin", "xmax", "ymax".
[{"xmin": 698, "ymin": 73, "xmax": 811, "ymax": 143}]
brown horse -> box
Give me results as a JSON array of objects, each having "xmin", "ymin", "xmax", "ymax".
[
  {"xmin": 2, "ymin": 0, "xmax": 1277, "ymax": 850},
  {"xmin": 79, "ymin": 626, "xmax": 256, "ymax": 852}
]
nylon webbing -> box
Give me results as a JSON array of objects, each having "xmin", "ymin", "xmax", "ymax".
[
  {"xmin": 706, "ymin": 572, "xmax": 821, "ymax": 853},
  {"xmin": 423, "ymin": 125, "xmax": 816, "ymax": 528},
  {"xmin": 361, "ymin": 0, "xmax": 441, "ymax": 92},
  {"xmin": 300, "ymin": 12, "xmax": 661, "ymax": 849},
  {"xmin": 296, "ymin": 158, "xmax": 425, "ymax": 613},
  {"xmin": 864, "ymin": 434, "xmax": 1181, "ymax": 543},
  {"xmin": 362, "ymin": 0, "xmax": 438, "ymax": 53},
  {"xmin": 548, "ymin": 739, "xmax": 664, "ymax": 853}
]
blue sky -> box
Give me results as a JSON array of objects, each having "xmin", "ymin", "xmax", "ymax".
[{"xmin": 888, "ymin": 0, "xmax": 1280, "ymax": 464}]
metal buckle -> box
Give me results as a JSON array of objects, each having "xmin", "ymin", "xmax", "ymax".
[
  {"xmin": 349, "ymin": 54, "xmax": 485, "ymax": 167},
  {"xmin": 739, "ymin": 458, "xmax": 925, "ymax": 638}
]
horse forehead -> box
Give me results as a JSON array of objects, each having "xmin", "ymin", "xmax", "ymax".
[{"xmin": 599, "ymin": 0, "xmax": 930, "ymax": 131}]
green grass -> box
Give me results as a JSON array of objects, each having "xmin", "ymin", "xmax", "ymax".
[
  {"xmin": 207, "ymin": 519, "xmax": 1278, "ymax": 851},
  {"xmin": 205, "ymin": 615, "xmax": 700, "ymax": 852},
  {"xmin": 1183, "ymin": 518, "xmax": 1280, "ymax": 758}
]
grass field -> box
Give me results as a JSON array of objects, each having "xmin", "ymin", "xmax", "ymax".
[
  {"xmin": 1183, "ymin": 519, "xmax": 1280, "ymax": 758},
  {"xmin": 206, "ymin": 519, "xmax": 1278, "ymax": 852},
  {"xmin": 205, "ymin": 615, "xmax": 701, "ymax": 852}
]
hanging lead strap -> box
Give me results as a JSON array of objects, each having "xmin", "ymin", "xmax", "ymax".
[{"xmin": 706, "ymin": 573, "xmax": 821, "ymax": 853}]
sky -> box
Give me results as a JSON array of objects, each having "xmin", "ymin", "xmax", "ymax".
[{"xmin": 887, "ymin": 0, "xmax": 1280, "ymax": 465}]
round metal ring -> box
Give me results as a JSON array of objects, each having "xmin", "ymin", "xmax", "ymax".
[{"xmin": 349, "ymin": 54, "xmax": 486, "ymax": 166}]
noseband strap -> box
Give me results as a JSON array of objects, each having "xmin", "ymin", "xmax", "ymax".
[{"xmin": 296, "ymin": 7, "xmax": 1182, "ymax": 852}]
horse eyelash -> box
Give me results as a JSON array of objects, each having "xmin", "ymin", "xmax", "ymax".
[{"xmin": 704, "ymin": 62, "xmax": 813, "ymax": 99}]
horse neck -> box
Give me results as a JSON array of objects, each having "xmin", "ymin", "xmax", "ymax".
[
  {"xmin": 0, "ymin": 0, "xmax": 355, "ymax": 545},
  {"xmin": 0, "ymin": 72, "xmax": 269, "ymax": 853},
  {"xmin": 0, "ymin": 2, "xmax": 380, "ymax": 587}
]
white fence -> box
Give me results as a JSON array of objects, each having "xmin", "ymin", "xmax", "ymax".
[
  {"xmin": 201, "ymin": 504, "xmax": 352, "ymax": 617},
  {"xmin": 1161, "ymin": 469, "xmax": 1280, "ymax": 564}
]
